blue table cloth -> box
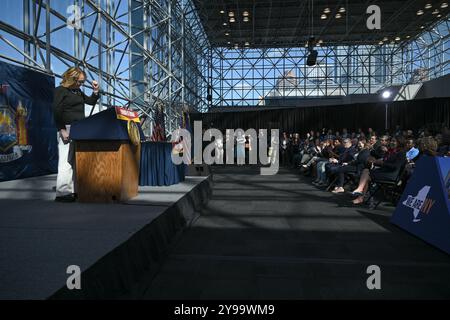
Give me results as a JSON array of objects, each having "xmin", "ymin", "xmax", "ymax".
[{"xmin": 139, "ymin": 142, "xmax": 186, "ymax": 186}]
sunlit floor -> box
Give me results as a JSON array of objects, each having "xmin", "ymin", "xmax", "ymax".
[{"xmin": 126, "ymin": 165, "xmax": 450, "ymax": 299}]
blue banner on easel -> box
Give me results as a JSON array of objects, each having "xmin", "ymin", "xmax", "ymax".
[
  {"xmin": 391, "ymin": 156, "xmax": 450, "ymax": 254},
  {"xmin": 0, "ymin": 61, "xmax": 57, "ymax": 181}
]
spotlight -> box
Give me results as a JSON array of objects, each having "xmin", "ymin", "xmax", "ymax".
[
  {"xmin": 425, "ymin": 3, "xmax": 432, "ymax": 9},
  {"xmin": 395, "ymin": 36, "xmax": 401, "ymax": 41},
  {"xmin": 243, "ymin": 11, "xmax": 249, "ymax": 17},
  {"xmin": 229, "ymin": 17, "xmax": 235, "ymax": 23},
  {"xmin": 417, "ymin": 10, "xmax": 424, "ymax": 15},
  {"xmin": 441, "ymin": 3, "xmax": 448, "ymax": 9},
  {"xmin": 378, "ymin": 41, "xmax": 384, "ymax": 45},
  {"xmin": 225, "ymin": 32, "xmax": 229, "ymax": 36},
  {"xmin": 243, "ymin": 16, "xmax": 249, "ymax": 22},
  {"xmin": 228, "ymin": 11, "xmax": 235, "ymax": 17},
  {"xmin": 335, "ymin": 13, "xmax": 342, "ymax": 19},
  {"xmin": 383, "ymin": 37, "xmax": 389, "ymax": 42},
  {"xmin": 223, "ymin": 22, "xmax": 227, "ymax": 26},
  {"xmin": 324, "ymin": 8, "xmax": 331, "ymax": 14},
  {"xmin": 339, "ymin": 7, "xmax": 346, "ymax": 13},
  {"xmin": 438, "ymin": 14, "xmax": 442, "ymax": 17},
  {"xmin": 321, "ymin": 14, "xmax": 327, "ymax": 20},
  {"xmin": 382, "ymin": 90, "xmax": 392, "ymax": 99},
  {"xmin": 220, "ymin": 10, "xmax": 225, "ymax": 14},
  {"xmin": 432, "ymin": 9, "xmax": 439, "ymax": 14},
  {"xmin": 244, "ymin": 41, "xmax": 250, "ymax": 46}
]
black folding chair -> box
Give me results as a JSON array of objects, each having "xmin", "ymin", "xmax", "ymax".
[{"xmin": 365, "ymin": 161, "xmax": 407, "ymax": 210}]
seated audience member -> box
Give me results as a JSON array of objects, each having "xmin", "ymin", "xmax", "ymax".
[
  {"xmin": 371, "ymin": 135, "xmax": 389, "ymax": 159},
  {"xmin": 438, "ymin": 132, "xmax": 450, "ymax": 156},
  {"xmin": 300, "ymin": 138, "xmax": 322, "ymax": 167},
  {"xmin": 332, "ymin": 139, "xmax": 371, "ymax": 194},
  {"xmin": 313, "ymin": 140, "xmax": 336, "ymax": 186},
  {"xmin": 324, "ymin": 138, "xmax": 357, "ymax": 185},
  {"xmin": 418, "ymin": 136, "xmax": 438, "ymax": 158},
  {"xmin": 351, "ymin": 136, "xmax": 407, "ymax": 205}
]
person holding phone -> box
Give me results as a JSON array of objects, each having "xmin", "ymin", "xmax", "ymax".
[{"xmin": 52, "ymin": 67, "xmax": 100, "ymax": 202}]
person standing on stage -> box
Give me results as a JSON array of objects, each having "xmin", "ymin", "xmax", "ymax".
[{"xmin": 52, "ymin": 67, "xmax": 100, "ymax": 202}]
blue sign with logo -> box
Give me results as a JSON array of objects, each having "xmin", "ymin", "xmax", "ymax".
[
  {"xmin": 391, "ymin": 156, "xmax": 450, "ymax": 254},
  {"xmin": 0, "ymin": 61, "xmax": 57, "ymax": 181}
]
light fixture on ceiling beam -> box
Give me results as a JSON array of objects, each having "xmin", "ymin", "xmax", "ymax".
[
  {"xmin": 324, "ymin": 8, "xmax": 331, "ymax": 14},
  {"xmin": 321, "ymin": 14, "xmax": 327, "ymax": 20},
  {"xmin": 432, "ymin": 9, "xmax": 439, "ymax": 14},
  {"xmin": 335, "ymin": 13, "xmax": 342, "ymax": 19},
  {"xmin": 243, "ymin": 16, "xmax": 249, "ymax": 22},
  {"xmin": 244, "ymin": 41, "xmax": 250, "ymax": 46},
  {"xmin": 395, "ymin": 36, "xmax": 401, "ymax": 41},
  {"xmin": 378, "ymin": 40, "xmax": 383, "ymax": 45},
  {"xmin": 225, "ymin": 32, "xmax": 229, "ymax": 36},
  {"xmin": 425, "ymin": 3, "xmax": 432, "ymax": 9},
  {"xmin": 229, "ymin": 17, "xmax": 235, "ymax": 23},
  {"xmin": 339, "ymin": 7, "xmax": 346, "ymax": 13},
  {"xmin": 441, "ymin": 2, "xmax": 448, "ymax": 9},
  {"xmin": 243, "ymin": 11, "xmax": 249, "ymax": 17},
  {"xmin": 220, "ymin": 10, "xmax": 225, "ymax": 14},
  {"xmin": 437, "ymin": 14, "xmax": 442, "ymax": 18},
  {"xmin": 223, "ymin": 22, "xmax": 227, "ymax": 26},
  {"xmin": 228, "ymin": 11, "xmax": 235, "ymax": 17},
  {"xmin": 383, "ymin": 37, "xmax": 389, "ymax": 42},
  {"xmin": 420, "ymin": 25, "xmax": 425, "ymax": 29},
  {"xmin": 417, "ymin": 10, "xmax": 424, "ymax": 15}
]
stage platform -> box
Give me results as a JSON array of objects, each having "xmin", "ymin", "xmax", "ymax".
[{"xmin": 0, "ymin": 173, "xmax": 212, "ymax": 300}]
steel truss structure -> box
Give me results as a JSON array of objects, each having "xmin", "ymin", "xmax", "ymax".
[
  {"xmin": 0, "ymin": 0, "xmax": 210, "ymax": 136},
  {"xmin": 1, "ymin": 1, "xmax": 450, "ymax": 114},
  {"xmin": 211, "ymin": 16, "xmax": 450, "ymax": 107}
]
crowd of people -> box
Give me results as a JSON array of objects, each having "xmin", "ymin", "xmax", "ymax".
[{"xmin": 279, "ymin": 125, "xmax": 450, "ymax": 205}]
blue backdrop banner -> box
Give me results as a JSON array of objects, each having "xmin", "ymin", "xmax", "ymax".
[
  {"xmin": 0, "ymin": 61, "xmax": 57, "ymax": 181},
  {"xmin": 391, "ymin": 156, "xmax": 450, "ymax": 254}
]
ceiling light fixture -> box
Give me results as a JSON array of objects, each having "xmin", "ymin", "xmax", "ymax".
[
  {"xmin": 437, "ymin": 14, "xmax": 442, "ymax": 17},
  {"xmin": 378, "ymin": 41, "xmax": 383, "ymax": 45},
  {"xmin": 223, "ymin": 22, "xmax": 227, "ymax": 26},
  {"xmin": 432, "ymin": 9, "xmax": 439, "ymax": 14},
  {"xmin": 425, "ymin": 3, "xmax": 432, "ymax": 9},
  {"xmin": 243, "ymin": 16, "xmax": 249, "ymax": 22},
  {"xmin": 225, "ymin": 32, "xmax": 229, "ymax": 36},
  {"xmin": 243, "ymin": 11, "xmax": 249, "ymax": 17},
  {"xmin": 220, "ymin": 10, "xmax": 225, "ymax": 14},
  {"xmin": 395, "ymin": 36, "xmax": 401, "ymax": 41},
  {"xmin": 383, "ymin": 37, "xmax": 389, "ymax": 42},
  {"xmin": 324, "ymin": 8, "xmax": 331, "ymax": 14},
  {"xmin": 335, "ymin": 13, "xmax": 342, "ymax": 19},
  {"xmin": 229, "ymin": 17, "xmax": 235, "ymax": 23},
  {"xmin": 339, "ymin": 7, "xmax": 346, "ymax": 13},
  {"xmin": 228, "ymin": 11, "xmax": 235, "ymax": 17},
  {"xmin": 441, "ymin": 3, "xmax": 448, "ymax": 9},
  {"xmin": 321, "ymin": 14, "xmax": 327, "ymax": 20},
  {"xmin": 417, "ymin": 10, "xmax": 424, "ymax": 15},
  {"xmin": 244, "ymin": 41, "xmax": 250, "ymax": 46}
]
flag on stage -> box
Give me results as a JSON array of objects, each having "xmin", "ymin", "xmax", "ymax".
[
  {"xmin": 171, "ymin": 109, "xmax": 192, "ymax": 164},
  {"xmin": 151, "ymin": 103, "xmax": 166, "ymax": 142}
]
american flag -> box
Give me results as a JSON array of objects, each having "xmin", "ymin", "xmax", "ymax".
[{"xmin": 151, "ymin": 103, "xmax": 166, "ymax": 142}]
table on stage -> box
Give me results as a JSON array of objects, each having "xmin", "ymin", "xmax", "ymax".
[{"xmin": 139, "ymin": 142, "xmax": 186, "ymax": 186}]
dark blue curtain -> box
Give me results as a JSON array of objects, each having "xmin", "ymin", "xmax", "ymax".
[{"xmin": 139, "ymin": 142, "xmax": 185, "ymax": 186}]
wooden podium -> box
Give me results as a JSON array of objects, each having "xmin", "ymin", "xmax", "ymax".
[{"xmin": 69, "ymin": 108, "xmax": 142, "ymax": 203}]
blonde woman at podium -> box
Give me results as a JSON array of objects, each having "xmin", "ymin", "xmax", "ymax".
[{"xmin": 52, "ymin": 67, "xmax": 100, "ymax": 202}]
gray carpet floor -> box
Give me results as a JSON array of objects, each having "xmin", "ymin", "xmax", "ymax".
[{"xmin": 129, "ymin": 165, "xmax": 450, "ymax": 299}]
